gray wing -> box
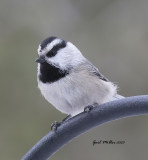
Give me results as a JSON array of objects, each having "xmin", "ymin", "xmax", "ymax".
[
  {"xmin": 92, "ymin": 69, "xmax": 109, "ymax": 82},
  {"xmin": 84, "ymin": 60, "xmax": 125, "ymax": 100},
  {"xmin": 86, "ymin": 60, "xmax": 109, "ymax": 82},
  {"xmin": 78, "ymin": 60, "xmax": 125, "ymax": 100}
]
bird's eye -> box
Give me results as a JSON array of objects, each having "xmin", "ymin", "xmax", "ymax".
[
  {"xmin": 46, "ymin": 51, "xmax": 56, "ymax": 57},
  {"xmin": 46, "ymin": 40, "xmax": 66, "ymax": 57}
]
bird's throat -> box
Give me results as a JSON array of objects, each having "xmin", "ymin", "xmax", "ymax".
[{"xmin": 39, "ymin": 62, "xmax": 69, "ymax": 83}]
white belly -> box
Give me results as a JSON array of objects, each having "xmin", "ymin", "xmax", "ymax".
[{"xmin": 38, "ymin": 71, "xmax": 117, "ymax": 116}]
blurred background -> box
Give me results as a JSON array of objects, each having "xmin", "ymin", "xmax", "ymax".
[{"xmin": 0, "ymin": 0, "xmax": 148, "ymax": 159}]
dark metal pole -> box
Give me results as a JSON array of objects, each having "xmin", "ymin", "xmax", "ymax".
[{"xmin": 22, "ymin": 95, "xmax": 148, "ymax": 160}]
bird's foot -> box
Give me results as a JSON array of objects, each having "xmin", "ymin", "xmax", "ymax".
[
  {"xmin": 51, "ymin": 115, "xmax": 71, "ymax": 131},
  {"xmin": 84, "ymin": 103, "xmax": 98, "ymax": 112},
  {"xmin": 84, "ymin": 105, "xmax": 94, "ymax": 112},
  {"xmin": 51, "ymin": 121, "xmax": 62, "ymax": 131}
]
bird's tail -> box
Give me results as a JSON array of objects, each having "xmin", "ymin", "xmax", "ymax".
[{"xmin": 110, "ymin": 94, "xmax": 125, "ymax": 102}]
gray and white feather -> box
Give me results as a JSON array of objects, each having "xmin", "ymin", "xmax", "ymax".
[{"xmin": 36, "ymin": 36, "xmax": 124, "ymax": 116}]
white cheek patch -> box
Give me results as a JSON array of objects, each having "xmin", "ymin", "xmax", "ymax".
[{"xmin": 48, "ymin": 42, "xmax": 85, "ymax": 70}]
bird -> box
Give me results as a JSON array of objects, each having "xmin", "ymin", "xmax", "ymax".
[{"xmin": 36, "ymin": 36, "xmax": 124, "ymax": 128}]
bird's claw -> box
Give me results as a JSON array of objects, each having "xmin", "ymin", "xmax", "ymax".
[
  {"xmin": 51, "ymin": 121, "xmax": 61, "ymax": 131},
  {"xmin": 84, "ymin": 105, "xmax": 93, "ymax": 112},
  {"xmin": 51, "ymin": 115, "xmax": 71, "ymax": 131}
]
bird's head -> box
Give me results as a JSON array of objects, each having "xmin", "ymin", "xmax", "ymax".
[{"xmin": 36, "ymin": 36, "xmax": 85, "ymax": 70}]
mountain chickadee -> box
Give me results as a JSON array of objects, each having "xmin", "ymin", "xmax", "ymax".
[{"xmin": 36, "ymin": 36, "xmax": 124, "ymax": 121}]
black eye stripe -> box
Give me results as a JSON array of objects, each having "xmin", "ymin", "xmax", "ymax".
[{"xmin": 46, "ymin": 40, "xmax": 67, "ymax": 57}]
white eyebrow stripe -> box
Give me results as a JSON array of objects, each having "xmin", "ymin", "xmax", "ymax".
[
  {"xmin": 45, "ymin": 39, "xmax": 62, "ymax": 52},
  {"xmin": 38, "ymin": 38, "xmax": 63, "ymax": 56}
]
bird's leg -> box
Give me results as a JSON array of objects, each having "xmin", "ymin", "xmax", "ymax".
[
  {"xmin": 51, "ymin": 121, "xmax": 61, "ymax": 131},
  {"xmin": 62, "ymin": 114, "xmax": 71, "ymax": 122},
  {"xmin": 51, "ymin": 114, "xmax": 71, "ymax": 131},
  {"xmin": 84, "ymin": 103, "xmax": 98, "ymax": 112}
]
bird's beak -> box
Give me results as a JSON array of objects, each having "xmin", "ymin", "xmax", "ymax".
[{"xmin": 35, "ymin": 57, "xmax": 46, "ymax": 63}]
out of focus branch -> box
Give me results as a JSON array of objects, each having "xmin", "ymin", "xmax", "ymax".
[{"xmin": 22, "ymin": 95, "xmax": 148, "ymax": 160}]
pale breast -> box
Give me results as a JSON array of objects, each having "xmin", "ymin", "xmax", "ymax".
[{"xmin": 38, "ymin": 68, "xmax": 117, "ymax": 116}]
